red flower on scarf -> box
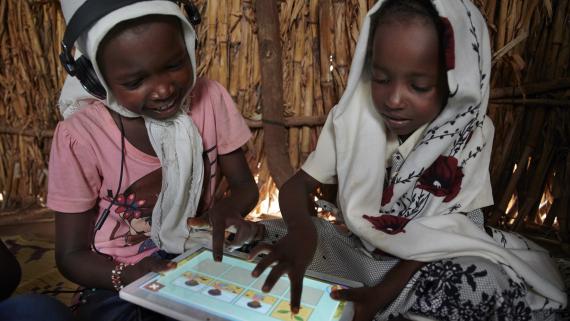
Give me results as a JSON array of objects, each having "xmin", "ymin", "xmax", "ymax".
[
  {"xmin": 363, "ymin": 214, "xmax": 410, "ymax": 234},
  {"xmin": 417, "ymin": 155, "xmax": 464, "ymax": 202},
  {"xmin": 381, "ymin": 184, "xmax": 394, "ymax": 206}
]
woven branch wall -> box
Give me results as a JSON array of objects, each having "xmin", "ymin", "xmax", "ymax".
[{"xmin": 0, "ymin": 0, "xmax": 569, "ymax": 245}]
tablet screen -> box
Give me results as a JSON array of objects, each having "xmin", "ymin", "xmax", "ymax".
[{"xmin": 123, "ymin": 247, "xmax": 356, "ymax": 321}]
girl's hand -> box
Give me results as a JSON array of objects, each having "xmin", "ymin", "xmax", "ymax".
[
  {"xmin": 137, "ymin": 256, "xmax": 177, "ymax": 273},
  {"xmin": 210, "ymin": 148, "xmax": 260, "ymax": 261},
  {"xmin": 248, "ymin": 222, "xmax": 318, "ymax": 314},
  {"xmin": 124, "ymin": 256, "xmax": 177, "ymax": 284},
  {"xmin": 209, "ymin": 205, "xmax": 264, "ymax": 261},
  {"xmin": 331, "ymin": 259, "xmax": 427, "ymax": 321},
  {"xmin": 331, "ymin": 286, "xmax": 389, "ymax": 321}
]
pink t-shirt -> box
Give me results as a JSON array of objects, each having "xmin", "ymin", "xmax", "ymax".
[{"xmin": 47, "ymin": 78, "xmax": 251, "ymax": 264}]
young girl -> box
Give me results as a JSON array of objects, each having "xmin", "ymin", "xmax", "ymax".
[
  {"xmin": 48, "ymin": 1, "xmax": 261, "ymax": 320},
  {"xmin": 250, "ymin": 0, "xmax": 566, "ymax": 320}
]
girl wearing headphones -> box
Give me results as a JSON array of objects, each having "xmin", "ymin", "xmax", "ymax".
[{"xmin": 48, "ymin": 1, "xmax": 261, "ymax": 320}]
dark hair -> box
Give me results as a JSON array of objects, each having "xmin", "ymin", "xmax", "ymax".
[
  {"xmin": 370, "ymin": 0, "xmax": 449, "ymax": 100},
  {"xmin": 371, "ymin": 0, "xmax": 446, "ymax": 56}
]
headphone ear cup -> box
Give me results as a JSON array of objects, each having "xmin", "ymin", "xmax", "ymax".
[
  {"xmin": 181, "ymin": 1, "xmax": 201, "ymax": 26},
  {"xmin": 75, "ymin": 56, "xmax": 107, "ymax": 100},
  {"xmin": 179, "ymin": 1, "xmax": 200, "ymax": 51}
]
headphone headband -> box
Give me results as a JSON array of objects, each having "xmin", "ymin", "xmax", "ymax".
[{"xmin": 63, "ymin": 0, "xmax": 157, "ymax": 50}]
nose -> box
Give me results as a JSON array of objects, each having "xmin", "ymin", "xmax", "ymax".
[
  {"xmin": 385, "ymin": 83, "xmax": 405, "ymax": 110},
  {"xmin": 150, "ymin": 76, "xmax": 175, "ymax": 101}
]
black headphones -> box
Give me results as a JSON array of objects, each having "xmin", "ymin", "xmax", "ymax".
[{"xmin": 59, "ymin": 0, "xmax": 201, "ymax": 100}]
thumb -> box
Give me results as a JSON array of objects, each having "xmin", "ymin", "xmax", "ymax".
[
  {"xmin": 150, "ymin": 259, "xmax": 177, "ymax": 273},
  {"xmin": 330, "ymin": 287, "xmax": 367, "ymax": 303}
]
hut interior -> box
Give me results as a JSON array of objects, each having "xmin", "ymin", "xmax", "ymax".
[{"xmin": 0, "ymin": 0, "xmax": 569, "ymax": 312}]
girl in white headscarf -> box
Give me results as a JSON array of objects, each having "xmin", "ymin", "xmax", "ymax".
[
  {"xmin": 48, "ymin": 1, "xmax": 262, "ymax": 320},
  {"xmin": 250, "ymin": 0, "xmax": 566, "ymax": 320}
]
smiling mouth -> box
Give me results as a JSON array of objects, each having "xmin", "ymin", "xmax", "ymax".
[
  {"xmin": 151, "ymin": 99, "xmax": 177, "ymax": 113},
  {"xmin": 159, "ymin": 101, "xmax": 175, "ymax": 111}
]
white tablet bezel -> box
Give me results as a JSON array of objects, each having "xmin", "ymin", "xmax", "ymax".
[{"xmin": 120, "ymin": 244, "xmax": 361, "ymax": 321}]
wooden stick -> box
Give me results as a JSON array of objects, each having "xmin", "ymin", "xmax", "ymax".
[
  {"xmin": 488, "ymin": 110, "xmax": 546, "ymax": 226},
  {"xmin": 247, "ymin": 116, "xmax": 327, "ymax": 128},
  {"xmin": 0, "ymin": 115, "xmax": 330, "ymax": 139},
  {"xmin": 495, "ymin": 0, "xmax": 509, "ymax": 50},
  {"xmin": 489, "ymin": 109, "xmax": 523, "ymax": 199},
  {"xmin": 513, "ymin": 134, "xmax": 555, "ymax": 231},
  {"xmin": 333, "ymin": 0, "xmax": 349, "ymax": 89},
  {"xmin": 319, "ymin": 0, "xmax": 335, "ymax": 113},
  {"xmin": 543, "ymin": 156, "xmax": 565, "ymax": 227},
  {"xmin": 0, "ymin": 126, "xmax": 54, "ymax": 138},
  {"xmin": 552, "ymin": 154, "xmax": 570, "ymax": 242},
  {"xmin": 0, "ymin": 207, "xmax": 54, "ymax": 226},
  {"xmin": 288, "ymin": 1, "xmax": 306, "ymax": 170},
  {"xmin": 217, "ymin": 0, "xmax": 229, "ymax": 88},
  {"xmin": 490, "ymin": 78, "xmax": 570, "ymax": 99},
  {"xmin": 490, "ymin": 98, "xmax": 570, "ymax": 106},
  {"xmin": 492, "ymin": 31, "xmax": 528, "ymax": 63},
  {"xmin": 255, "ymin": 0, "xmax": 294, "ymax": 188}
]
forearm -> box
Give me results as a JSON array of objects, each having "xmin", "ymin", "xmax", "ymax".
[
  {"xmin": 387, "ymin": 259, "xmax": 425, "ymax": 283},
  {"xmin": 56, "ymin": 249, "xmax": 146, "ymax": 290},
  {"xmin": 215, "ymin": 180, "xmax": 258, "ymax": 217},
  {"xmin": 55, "ymin": 211, "xmax": 148, "ymax": 290},
  {"xmin": 57, "ymin": 249, "xmax": 116, "ymax": 290},
  {"xmin": 215, "ymin": 148, "xmax": 259, "ymax": 217},
  {"xmin": 374, "ymin": 260, "xmax": 426, "ymax": 303},
  {"xmin": 278, "ymin": 170, "xmax": 319, "ymax": 230}
]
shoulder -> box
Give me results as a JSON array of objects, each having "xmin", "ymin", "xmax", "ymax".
[
  {"xmin": 188, "ymin": 78, "xmax": 251, "ymax": 153},
  {"xmin": 58, "ymin": 100, "xmax": 110, "ymax": 133},
  {"xmin": 192, "ymin": 77, "xmax": 228, "ymax": 97},
  {"xmin": 189, "ymin": 77, "xmax": 240, "ymax": 122},
  {"xmin": 54, "ymin": 100, "xmax": 113, "ymax": 148},
  {"xmin": 191, "ymin": 77, "xmax": 234, "ymax": 109}
]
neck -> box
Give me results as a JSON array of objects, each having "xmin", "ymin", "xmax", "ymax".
[
  {"xmin": 397, "ymin": 134, "xmax": 410, "ymax": 144},
  {"xmin": 108, "ymin": 108, "xmax": 157, "ymax": 157}
]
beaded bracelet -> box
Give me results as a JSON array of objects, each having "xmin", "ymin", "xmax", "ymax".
[{"xmin": 111, "ymin": 262, "xmax": 128, "ymax": 291}]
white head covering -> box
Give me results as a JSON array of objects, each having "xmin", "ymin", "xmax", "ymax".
[
  {"xmin": 59, "ymin": 0, "xmax": 204, "ymax": 254},
  {"xmin": 303, "ymin": 0, "xmax": 566, "ymax": 310}
]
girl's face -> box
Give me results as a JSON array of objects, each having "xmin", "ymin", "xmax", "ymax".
[
  {"xmin": 98, "ymin": 16, "xmax": 193, "ymax": 120},
  {"xmin": 370, "ymin": 19, "xmax": 445, "ymax": 137}
]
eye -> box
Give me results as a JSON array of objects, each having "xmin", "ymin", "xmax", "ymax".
[
  {"xmin": 373, "ymin": 77, "xmax": 389, "ymax": 85},
  {"xmin": 411, "ymin": 84, "xmax": 431, "ymax": 93},
  {"xmin": 167, "ymin": 59, "xmax": 186, "ymax": 71},
  {"xmin": 122, "ymin": 78, "xmax": 143, "ymax": 90}
]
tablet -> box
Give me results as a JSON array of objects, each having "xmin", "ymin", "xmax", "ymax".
[{"xmin": 120, "ymin": 244, "xmax": 361, "ymax": 321}]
